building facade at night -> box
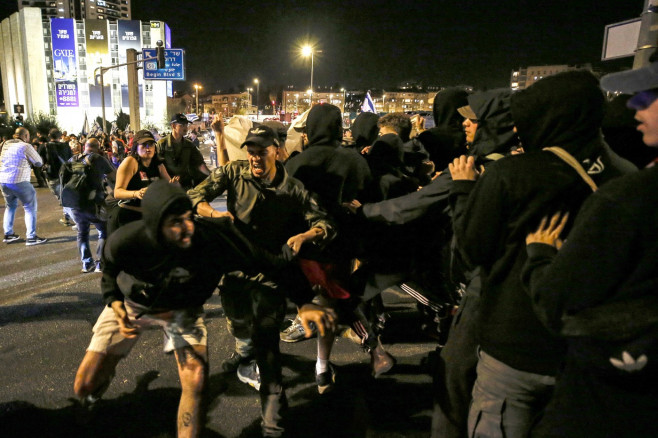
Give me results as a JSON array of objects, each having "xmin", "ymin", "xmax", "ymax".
[
  {"xmin": 510, "ymin": 64, "xmax": 593, "ymax": 90},
  {"xmin": 17, "ymin": 0, "xmax": 131, "ymax": 20},
  {"xmin": 0, "ymin": 6, "xmax": 171, "ymax": 133}
]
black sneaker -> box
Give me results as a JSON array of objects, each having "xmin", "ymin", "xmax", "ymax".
[
  {"xmin": 82, "ymin": 262, "xmax": 95, "ymax": 273},
  {"xmin": 3, "ymin": 234, "xmax": 19, "ymax": 243},
  {"xmin": 237, "ymin": 360, "xmax": 261, "ymax": 391},
  {"xmin": 59, "ymin": 217, "xmax": 73, "ymax": 226},
  {"xmin": 222, "ymin": 352, "xmax": 251, "ymax": 373},
  {"xmin": 315, "ymin": 363, "xmax": 336, "ymax": 394},
  {"xmin": 25, "ymin": 236, "xmax": 47, "ymax": 246},
  {"xmin": 94, "ymin": 261, "xmax": 102, "ymax": 273}
]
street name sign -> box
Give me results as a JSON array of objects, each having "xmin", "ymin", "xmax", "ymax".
[{"xmin": 142, "ymin": 48, "xmax": 185, "ymax": 80}]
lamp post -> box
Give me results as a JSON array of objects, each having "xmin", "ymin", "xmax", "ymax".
[
  {"xmin": 253, "ymin": 78, "xmax": 259, "ymax": 116},
  {"xmin": 193, "ymin": 83, "xmax": 202, "ymax": 116},
  {"xmin": 341, "ymin": 88, "xmax": 346, "ymax": 114},
  {"xmin": 247, "ymin": 87, "xmax": 253, "ymax": 113},
  {"xmin": 301, "ymin": 45, "xmax": 322, "ymax": 106},
  {"xmin": 383, "ymin": 94, "xmax": 386, "ymax": 113}
]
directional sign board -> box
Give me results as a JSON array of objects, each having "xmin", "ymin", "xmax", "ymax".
[{"xmin": 142, "ymin": 48, "xmax": 185, "ymax": 80}]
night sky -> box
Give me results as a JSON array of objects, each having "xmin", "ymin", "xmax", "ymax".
[{"xmin": 0, "ymin": 0, "xmax": 648, "ymax": 96}]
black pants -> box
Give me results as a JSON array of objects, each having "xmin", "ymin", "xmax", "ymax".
[
  {"xmin": 431, "ymin": 276, "xmax": 481, "ymax": 438},
  {"xmin": 220, "ymin": 272, "xmax": 287, "ymax": 436}
]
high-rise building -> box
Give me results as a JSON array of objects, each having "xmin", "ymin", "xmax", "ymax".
[
  {"xmin": 17, "ymin": 0, "xmax": 131, "ymax": 20},
  {"xmin": 1, "ymin": 7, "xmax": 169, "ymax": 133}
]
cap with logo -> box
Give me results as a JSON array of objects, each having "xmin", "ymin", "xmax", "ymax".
[
  {"xmin": 240, "ymin": 125, "xmax": 280, "ymax": 148},
  {"xmin": 170, "ymin": 113, "xmax": 189, "ymax": 125},
  {"xmin": 134, "ymin": 129, "xmax": 156, "ymax": 145}
]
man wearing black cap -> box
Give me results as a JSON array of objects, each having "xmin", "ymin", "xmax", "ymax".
[
  {"xmin": 156, "ymin": 113, "xmax": 209, "ymax": 190},
  {"xmin": 74, "ymin": 180, "xmax": 335, "ymax": 438},
  {"xmin": 187, "ymin": 124, "xmax": 334, "ymax": 436},
  {"xmin": 511, "ymin": 63, "xmax": 658, "ymax": 437}
]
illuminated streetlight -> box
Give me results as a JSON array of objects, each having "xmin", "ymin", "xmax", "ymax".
[
  {"xmin": 301, "ymin": 45, "xmax": 322, "ymax": 106},
  {"xmin": 193, "ymin": 83, "xmax": 202, "ymax": 115},
  {"xmin": 253, "ymin": 78, "xmax": 259, "ymax": 115},
  {"xmin": 341, "ymin": 88, "xmax": 346, "ymax": 114}
]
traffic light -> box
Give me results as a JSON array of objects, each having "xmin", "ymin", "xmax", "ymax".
[
  {"xmin": 155, "ymin": 40, "xmax": 165, "ymax": 69},
  {"xmin": 15, "ymin": 115, "xmax": 23, "ymax": 126}
]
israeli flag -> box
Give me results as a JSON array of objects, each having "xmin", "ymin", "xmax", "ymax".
[
  {"xmin": 110, "ymin": 122, "xmax": 118, "ymax": 135},
  {"xmin": 90, "ymin": 120, "xmax": 102, "ymax": 137},
  {"xmin": 361, "ymin": 91, "xmax": 376, "ymax": 113}
]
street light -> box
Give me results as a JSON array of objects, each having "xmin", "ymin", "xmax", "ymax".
[
  {"xmin": 193, "ymin": 83, "xmax": 202, "ymax": 115},
  {"xmin": 341, "ymin": 88, "xmax": 346, "ymax": 114},
  {"xmin": 253, "ymin": 78, "xmax": 259, "ymax": 116},
  {"xmin": 301, "ymin": 45, "xmax": 322, "ymax": 106},
  {"xmin": 247, "ymin": 88, "xmax": 253, "ymax": 113}
]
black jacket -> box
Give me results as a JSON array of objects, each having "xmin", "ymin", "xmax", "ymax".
[
  {"xmin": 453, "ymin": 71, "xmax": 636, "ymax": 375},
  {"xmin": 101, "ymin": 181, "xmax": 291, "ymax": 311}
]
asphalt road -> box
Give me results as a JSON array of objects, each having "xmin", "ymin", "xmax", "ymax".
[{"xmin": 0, "ymin": 148, "xmax": 439, "ymax": 438}]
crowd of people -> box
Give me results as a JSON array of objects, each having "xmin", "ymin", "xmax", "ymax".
[{"xmin": 1, "ymin": 63, "xmax": 658, "ymax": 438}]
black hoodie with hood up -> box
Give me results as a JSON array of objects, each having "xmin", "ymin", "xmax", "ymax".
[
  {"xmin": 286, "ymin": 104, "xmax": 372, "ymax": 217},
  {"xmin": 416, "ymin": 88, "xmax": 468, "ymax": 170},
  {"xmin": 101, "ymin": 180, "xmax": 289, "ymax": 311},
  {"xmin": 453, "ymin": 71, "xmax": 636, "ymax": 375}
]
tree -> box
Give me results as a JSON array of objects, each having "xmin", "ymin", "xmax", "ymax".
[
  {"xmin": 95, "ymin": 116, "xmax": 111, "ymax": 134},
  {"xmin": 114, "ymin": 110, "xmax": 130, "ymax": 131},
  {"xmin": 22, "ymin": 112, "xmax": 61, "ymax": 138}
]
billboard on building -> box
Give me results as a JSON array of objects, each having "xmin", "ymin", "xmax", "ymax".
[
  {"xmin": 117, "ymin": 20, "xmax": 143, "ymax": 108},
  {"xmin": 50, "ymin": 18, "xmax": 79, "ymax": 107},
  {"xmin": 85, "ymin": 19, "xmax": 111, "ymax": 107}
]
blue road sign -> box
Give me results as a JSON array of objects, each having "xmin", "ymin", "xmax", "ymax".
[{"xmin": 142, "ymin": 48, "xmax": 185, "ymax": 80}]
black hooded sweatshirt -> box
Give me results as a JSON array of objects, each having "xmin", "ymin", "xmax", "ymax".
[
  {"xmin": 100, "ymin": 180, "xmax": 292, "ymax": 311},
  {"xmin": 351, "ymin": 112, "xmax": 380, "ymax": 152},
  {"xmin": 416, "ymin": 88, "xmax": 468, "ymax": 170},
  {"xmin": 285, "ymin": 103, "xmax": 372, "ymax": 214},
  {"xmin": 453, "ymin": 71, "xmax": 636, "ymax": 375}
]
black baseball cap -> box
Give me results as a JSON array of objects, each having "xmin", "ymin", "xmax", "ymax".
[
  {"xmin": 240, "ymin": 125, "xmax": 280, "ymax": 148},
  {"xmin": 170, "ymin": 113, "xmax": 189, "ymax": 125},
  {"xmin": 134, "ymin": 129, "xmax": 156, "ymax": 144}
]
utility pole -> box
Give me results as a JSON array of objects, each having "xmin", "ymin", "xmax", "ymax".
[
  {"xmin": 634, "ymin": 0, "xmax": 658, "ymax": 68},
  {"xmin": 127, "ymin": 49, "xmax": 141, "ymax": 131}
]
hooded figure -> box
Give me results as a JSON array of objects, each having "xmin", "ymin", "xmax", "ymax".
[
  {"xmin": 364, "ymin": 133, "xmax": 419, "ymax": 201},
  {"xmin": 468, "ymin": 88, "xmax": 519, "ymax": 160},
  {"xmin": 101, "ymin": 180, "xmax": 280, "ymax": 311},
  {"xmin": 416, "ymin": 88, "xmax": 469, "ymax": 170},
  {"xmin": 451, "ymin": 70, "xmax": 637, "ymax": 438},
  {"xmin": 351, "ymin": 112, "xmax": 381, "ymax": 152},
  {"xmin": 285, "ymin": 104, "xmax": 371, "ymax": 213}
]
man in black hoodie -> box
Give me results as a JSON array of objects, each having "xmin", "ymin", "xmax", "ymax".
[
  {"xmin": 514, "ymin": 61, "xmax": 658, "ymax": 438},
  {"xmin": 73, "ymin": 180, "xmax": 334, "ymax": 438},
  {"xmin": 450, "ymin": 71, "xmax": 635, "ymax": 438}
]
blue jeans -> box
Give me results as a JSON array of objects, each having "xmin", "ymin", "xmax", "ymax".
[
  {"xmin": 71, "ymin": 208, "xmax": 107, "ymax": 267},
  {"xmin": 1, "ymin": 181, "xmax": 38, "ymax": 238},
  {"xmin": 46, "ymin": 178, "xmax": 76, "ymax": 223},
  {"xmin": 468, "ymin": 350, "xmax": 555, "ymax": 438}
]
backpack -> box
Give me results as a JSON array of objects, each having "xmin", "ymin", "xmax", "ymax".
[{"xmin": 59, "ymin": 154, "xmax": 99, "ymax": 208}]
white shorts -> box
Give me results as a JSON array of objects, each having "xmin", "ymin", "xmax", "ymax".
[{"xmin": 87, "ymin": 298, "xmax": 207, "ymax": 356}]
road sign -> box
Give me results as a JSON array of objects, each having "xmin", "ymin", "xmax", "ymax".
[
  {"xmin": 142, "ymin": 48, "xmax": 185, "ymax": 80},
  {"xmin": 602, "ymin": 18, "xmax": 641, "ymax": 61}
]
